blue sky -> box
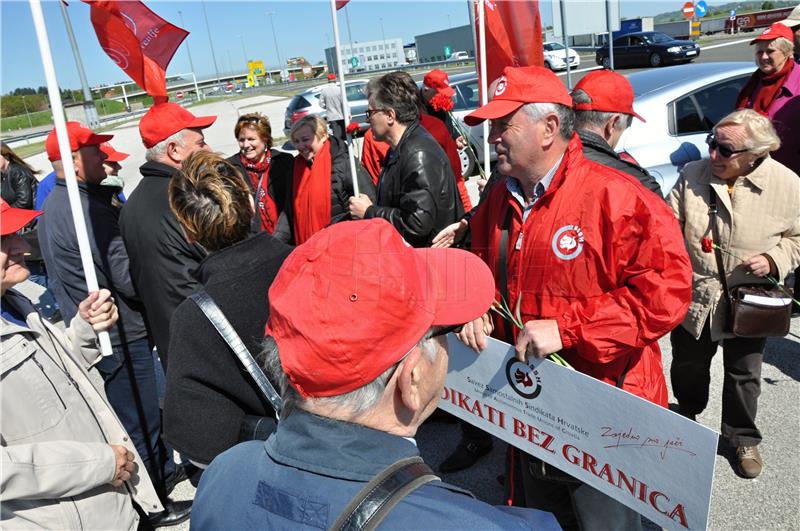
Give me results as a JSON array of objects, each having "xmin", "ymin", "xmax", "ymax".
[{"xmin": 1, "ymin": 0, "xmax": 735, "ymax": 94}]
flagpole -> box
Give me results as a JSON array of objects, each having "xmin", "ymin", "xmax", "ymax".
[
  {"xmin": 477, "ymin": 0, "xmax": 490, "ymax": 179},
  {"xmin": 329, "ymin": 0, "xmax": 360, "ymax": 198},
  {"xmin": 28, "ymin": 0, "xmax": 113, "ymax": 357}
]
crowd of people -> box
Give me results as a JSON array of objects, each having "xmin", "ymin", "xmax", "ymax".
[{"xmin": 1, "ymin": 13, "xmax": 799, "ymax": 530}]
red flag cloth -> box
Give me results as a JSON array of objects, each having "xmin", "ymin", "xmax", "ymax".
[
  {"xmin": 336, "ymin": 0, "xmax": 350, "ymax": 9},
  {"xmin": 83, "ymin": 0, "xmax": 188, "ymax": 98},
  {"xmin": 475, "ymin": 0, "xmax": 544, "ymax": 97}
]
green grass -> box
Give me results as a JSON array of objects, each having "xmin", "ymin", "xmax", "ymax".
[
  {"xmin": 13, "ymin": 141, "xmax": 46, "ymax": 159},
  {"xmin": 1, "ymin": 99, "xmax": 130, "ymax": 133}
]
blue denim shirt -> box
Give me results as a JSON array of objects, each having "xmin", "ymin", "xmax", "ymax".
[{"xmin": 192, "ymin": 409, "xmax": 559, "ymax": 530}]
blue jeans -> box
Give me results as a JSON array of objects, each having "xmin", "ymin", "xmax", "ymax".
[{"xmin": 96, "ymin": 338, "xmax": 175, "ymax": 499}]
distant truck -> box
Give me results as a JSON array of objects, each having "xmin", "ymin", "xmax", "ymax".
[{"xmin": 728, "ymin": 6, "xmax": 795, "ymax": 32}]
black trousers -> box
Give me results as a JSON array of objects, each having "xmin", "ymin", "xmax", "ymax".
[{"xmin": 670, "ymin": 321, "xmax": 766, "ymax": 447}]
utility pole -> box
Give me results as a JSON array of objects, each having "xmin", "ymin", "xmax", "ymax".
[
  {"xmin": 201, "ymin": 0, "xmax": 221, "ymax": 84},
  {"xmin": 58, "ymin": 0, "xmax": 98, "ymax": 128},
  {"xmin": 379, "ymin": 17, "xmax": 387, "ymax": 64},
  {"xmin": 21, "ymin": 95, "xmax": 33, "ymax": 128},
  {"xmin": 177, "ymin": 10, "xmax": 201, "ymax": 99},
  {"xmin": 239, "ymin": 35, "xmax": 249, "ymax": 66},
  {"xmin": 344, "ymin": 4, "xmax": 356, "ymax": 74},
  {"xmin": 266, "ymin": 12, "xmax": 284, "ymax": 83}
]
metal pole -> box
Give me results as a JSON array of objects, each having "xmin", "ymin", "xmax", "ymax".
[
  {"xmin": 21, "ymin": 96, "xmax": 33, "ymax": 128},
  {"xmin": 239, "ymin": 35, "xmax": 248, "ymax": 65},
  {"xmin": 29, "ymin": 0, "xmax": 113, "ymax": 357},
  {"xmin": 201, "ymin": 0, "xmax": 221, "ymax": 83},
  {"xmin": 344, "ymin": 4, "xmax": 356, "ymax": 74},
  {"xmin": 177, "ymin": 10, "xmax": 200, "ymax": 99},
  {"xmin": 121, "ymin": 84, "xmax": 129, "ymax": 111},
  {"xmin": 477, "ymin": 0, "xmax": 490, "ymax": 179},
  {"xmin": 379, "ymin": 17, "xmax": 387, "ymax": 58},
  {"xmin": 559, "ymin": 0, "xmax": 572, "ymax": 89},
  {"xmin": 58, "ymin": 0, "xmax": 98, "ymax": 128},
  {"xmin": 191, "ymin": 72, "xmax": 200, "ymax": 103},
  {"xmin": 267, "ymin": 12, "xmax": 284, "ymax": 83},
  {"xmin": 328, "ymin": 0, "xmax": 360, "ymax": 198},
  {"xmin": 606, "ymin": 0, "xmax": 615, "ymax": 70}
]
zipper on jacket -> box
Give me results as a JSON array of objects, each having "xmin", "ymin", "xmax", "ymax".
[{"xmin": 31, "ymin": 356, "xmax": 68, "ymax": 410}]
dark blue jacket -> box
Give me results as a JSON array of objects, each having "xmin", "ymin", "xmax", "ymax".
[
  {"xmin": 38, "ymin": 179, "xmax": 147, "ymax": 346},
  {"xmin": 192, "ymin": 409, "xmax": 559, "ymax": 530}
]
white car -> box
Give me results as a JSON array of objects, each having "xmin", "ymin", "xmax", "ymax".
[
  {"xmin": 619, "ymin": 62, "xmax": 754, "ymax": 196},
  {"xmin": 447, "ymin": 73, "xmax": 497, "ymax": 178},
  {"xmin": 543, "ymin": 42, "xmax": 580, "ymax": 71}
]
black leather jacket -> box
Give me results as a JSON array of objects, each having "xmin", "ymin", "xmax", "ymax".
[
  {"xmin": 1, "ymin": 162, "xmax": 37, "ymax": 209},
  {"xmin": 366, "ymin": 121, "xmax": 463, "ymax": 247},
  {"xmin": 577, "ymin": 129, "xmax": 663, "ymax": 197}
]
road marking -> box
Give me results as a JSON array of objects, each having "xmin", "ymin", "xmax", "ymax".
[{"xmin": 700, "ymin": 38, "xmax": 752, "ymax": 50}]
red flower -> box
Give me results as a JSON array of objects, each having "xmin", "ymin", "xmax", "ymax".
[
  {"xmin": 701, "ymin": 237, "xmax": 713, "ymax": 253},
  {"xmin": 346, "ymin": 121, "xmax": 360, "ymax": 137},
  {"xmin": 429, "ymin": 92, "xmax": 454, "ymax": 112}
]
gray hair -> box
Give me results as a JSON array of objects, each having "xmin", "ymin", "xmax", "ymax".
[
  {"xmin": 262, "ymin": 329, "xmax": 439, "ymax": 418},
  {"xmin": 571, "ymin": 89, "xmax": 633, "ymax": 132},
  {"xmin": 144, "ymin": 130, "xmax": 186, "ymax": 163},
  {"xmin": 520, "ymin": 102, "xmax": 575, "ymax": 140},
  {"xmin": 713, "ymin": 108, "xmax": 780, "ymax": 157}
]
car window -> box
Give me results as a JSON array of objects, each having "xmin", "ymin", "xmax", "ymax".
[
  {"xmin": 671, "ymin": 75, "xmax": 750, "ymax": 135},
  {"xmin": 288, "ymin": 95, "xmax": 311, "ymax": 112},
  {"xmin": 544, "ymin": 43, "xmax": 564, "ymax": 52},
  {"xmin": 454, "ymin": 80, "xmax": 479, "ymax": 111},
  {"xmin": 614, "ymin": 37, "xmax": 628, "ymax": 46},
  {"xmin": 651, "ymin": 32, "xmax": 673, "ymax": 43},
  {"xmin": 345, "ymin": 83, "xmax": 365, "ymax": 101},
  {"xmin": 630, "ymin": 37, "xmax": 643, "ymax": 46}
]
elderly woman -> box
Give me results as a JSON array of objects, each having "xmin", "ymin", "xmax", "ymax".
[
  {"xmin": 735, "ymin": 22, "xmax": 799, "ymax": 173},
  {"xmin": 278, "ymin": 114, "xmax": 374, "ymax": 244},
  {"xmin": 164, "ymin": 151, "xmax": 293, "ymax": 468},
  {"xmin": 227, "ymin": 113, "xmax": 293, "ymax": 234},
  {"xmin": 668, "ymin": 109, "xmax": 800, "ymax": 480}
]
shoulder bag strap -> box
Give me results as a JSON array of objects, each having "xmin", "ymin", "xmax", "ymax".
[
  {"xmin": 330, "ymin": 456, "xmax": 439, "ymax": 531},
  {"xmin": 189, "ymin": 290, "xmax": 282, "ymax": 413},
  {"xmin": 708, "ymin": 189, "xmax": 733, "ymax": 310},
  {"xmin": 498, "ymin": 207, "xmax": 515, "ymax": 343}
]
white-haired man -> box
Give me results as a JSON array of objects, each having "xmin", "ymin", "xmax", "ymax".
[
  {"xmin": 191, "ymin": 219, "xmax": 559, "ymax": 530},
  {"xmin": 119, "ymin": 102, "xmax": 215, "ymax": 369}
]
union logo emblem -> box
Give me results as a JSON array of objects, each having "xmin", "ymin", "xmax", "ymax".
[
  {"xmin": 551, "ymin": 225, "xmax": 585, "ymax": 260},
  {"xmin": 494, "ymin": 76, "xmax": 508, "ymax": 96}
]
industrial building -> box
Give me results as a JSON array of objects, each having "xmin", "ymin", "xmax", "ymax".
[
  {"xmin": 414, "ymin": 24, "xmax": 474, "ymax": 63},
  {"xmin": 324, "ymin": 38, "xmax": 405, "ymax": 75}
]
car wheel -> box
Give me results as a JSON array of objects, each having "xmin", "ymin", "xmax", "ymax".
[
  {"xmin": 649, "ymin": 53, "xmax": 663, "ymax": 67},
  {"xmin": 602, "ymin": 56, "xmax": 611, "ymax": 69},
  {"xmin": 459, "ymin": 147, "xmax": 475, "ymax": 179},
  {"xmin": 544, "ymin": 60, "xmax": 554, "ymax": 71}
]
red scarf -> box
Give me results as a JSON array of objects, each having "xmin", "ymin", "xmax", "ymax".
[
  {"xmin": 736, "ymin": 60, "xmax": 794, "ymax": 116},
  {"xmin": 292, "ymin": 140, "xmax": 332, "ymax": 244},
  {"xmin": 239, "ymin": 151, "xmax": 279, "ymax": 233}
]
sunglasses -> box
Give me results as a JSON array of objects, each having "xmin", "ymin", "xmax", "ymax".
[
  {"xmin": 365, "ymin": 108, "xmax": 388, "ymax": 120},
  {"xmin": 238, "ymin": 116, "xmax": 261, "ymax": 124},
  {"xmin": 706, "ymin": 133, "xmax": 749, "ymax": 158},
  {"xmin": 430, "ymin": 324, "xmax": 465, "ymax": 338}
]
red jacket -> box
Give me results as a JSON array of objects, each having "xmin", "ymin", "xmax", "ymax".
[{"xmin": 470, "ymin": 136, "xmax": 692, "ymax": 407}]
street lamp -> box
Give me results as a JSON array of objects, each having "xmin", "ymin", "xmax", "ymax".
[
  {"xmin": 379, "ymin": 17, "xmax": 387, "ymax": 65},
  {"xmin": 201, "ymin": 0, "xmax": 221, "ymax": 83},
  {"xmin": 266, "ymin": 11, "xmax": 284, "ymax": 83},
  {"xmin": 239, "ymin": 35, "xmax": 248, "ymax": 66},
  {"xmin": 21, "ymin": 95, "xmax": 33, "ymax": 128},
  {"xmin": 177, "ymin": 10, "xmax": 201, "ymax": 100}
]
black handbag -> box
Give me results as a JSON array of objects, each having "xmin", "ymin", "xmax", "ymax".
[{"xmin": 708, "ymin": 190, "xmax": 792, "ymax": 338}]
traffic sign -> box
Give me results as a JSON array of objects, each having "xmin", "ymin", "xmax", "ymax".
[
  {"xmin": 350, "ymin": 56, "xmax": 359, "ymax": 68},
  {"xmin": 176, "ymin": 90, "xmax": 184, "ymax": 100},
  {"xmin": 444, "ymin": 45, "xmax": 452, "ymax": 58},
  {"xmin": 682, "ymin": 1, "xmax": 695, "ymax": 19},
  {"xmin": 225, "ymin": 82, "xmax": 234, "ymax": 91},
  {"xmin": 730, "ymin": 9, "xmax": 736, "ymax": 17},
  {"xmin": 695, "ymin": 1, "xmax": 707, "ymax": 18}
]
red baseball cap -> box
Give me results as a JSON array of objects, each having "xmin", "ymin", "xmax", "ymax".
[
  {"xmin": 99, "ymin": 143, "xmax": 129, "ymax": 162},
  {"xmin": 327, "ymin": 73, "xmax": 337, "ymax": 81},
  {"xmin": 572, "ymin": 70, "xmax": 645, "ymax": 122},
  {"xmin": 265, "ymin": 219, "xmax": 495, "ymax": 399},
  {"xmin": 750, "ymin": 22, "xmax": 794, "ymax": 44},
  {"xmin": 45, "ymin": 122, "xmax": 113, "ymax": 162},
  {"xmin": 1, "ymin": 199, "xmax": 42, "ymax": 236},
  {"xmin": 139, "ymin": 102, "xmax": 216, "ymax": 148},
  {"xmin": 423, "ymin": 69, "xmax": 455, "ymax": 98},
  {"xmin": 464, "ymin": 66, "xmax": 572, "ymax": 126}
]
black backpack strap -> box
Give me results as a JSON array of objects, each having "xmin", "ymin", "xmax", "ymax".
[
  {"xmin": 498, "ymin": 206, "xmax": 515, "ymax": 343},
  {"xmin": 330, "ymin": 457, "xmax": 439, "ymax": 531},
  {"xmin": 189, "ymin": 290, "xmax": 282, "ymax": 413}
]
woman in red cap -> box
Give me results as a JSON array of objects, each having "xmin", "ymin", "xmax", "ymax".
[
  {"xmin": 735, "ymin": 22, "xmax": 799, "ymax": 172},
  {"xmin": 226, "ymin": 113, "xmax": 293, "ymax": 235},
  {"xmin": 281, "ymin": 115, "xmax": 374, "ymax": 244}
]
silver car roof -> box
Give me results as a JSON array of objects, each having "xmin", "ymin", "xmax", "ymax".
[{"xmin": 627, "ymin": 62, "xmax": 754, "ymax": 99}]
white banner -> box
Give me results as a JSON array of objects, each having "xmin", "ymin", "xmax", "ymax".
[{"xmin": 440, "ymin": 336, "xmax": 718, "ymax": 530}]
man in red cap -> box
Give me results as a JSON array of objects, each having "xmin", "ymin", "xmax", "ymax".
[
  {"xmin": 120, "ymin": 102, "xmax": 215, "ymax": 371},
  {"xmin": 191, "ymin": 218, "xmax": 558, "ymax": 530},
  {"xmin": 99, "ymin": 142, "xmax": 129, "ymax": 205},
  {"xmin": 1, "ymin": 199, "xmax": 165, "ymax": 529},
  {"xmin": 422, "ymin": 68, "xmax": 465, "ymax": 149},
  {"xmin": 458, "ymin": 66, "xmax": 692, "ymax": 529},
  {"xmin": 571, "ymin": 70, "xmax": 662, "ymax": 196},
  {"xmin": 319, "ymin": 72, "xmax": 346, "ymax": 140},
  {"xmin": 37, "ymin": 124, "xmax": 192, "ymax": 526}
]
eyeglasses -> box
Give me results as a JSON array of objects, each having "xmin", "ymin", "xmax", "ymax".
[
  {"xmin": 365, "ymin": 108, "xmax": 388, "ymax": 120},
  {"xmin": 430, "ymin": 324, "xmax": 465, "ymax": 338},
  {"xmin": 706, "ymin": 133, "xmax": 749, "ymax": 158},
  {"xmin": 237, "ymin": 116, "xmax": 261, "ymax": 124}
]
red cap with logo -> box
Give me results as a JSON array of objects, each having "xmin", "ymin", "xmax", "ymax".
[
  {"xmin": 1, "ymin": 199, "xmax": 42, "ymax": 236},
  {"xmin": 572, "ymin": 70, "xmax": 645, "ymax": 122},
  {"xmin": 139, "ymin": 102, "xmax": 216, "ymax": 148},
  {"xmin": 423, "ymin": 69, "xmax": 456, "ymax": 98},
  {"xmin": 464, "ymin": 66, "xmax": 573, "ymax": 126},
  {"xmin": 265, "ymin": 219, "xmax": 495, "ymax": 399},
  {"xmin": 99, "ymin": 143, "xmax": 129, "ymax": 162},
  {"xmin": 750, "ymin": 22, "xmax": 794, "ymax": 44},
  {"xmin": 45, "ymin": 122, "xmax": 113, "ymax": 162}
]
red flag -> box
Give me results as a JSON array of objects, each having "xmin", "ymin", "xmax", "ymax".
[
  {"xmin": 82, "ymin": 0, "xmax": 188, "ymax": 98},
  {"xmin": 475, "ymin": 0, "xmax": 544, "ymax": 94},
  {"xmin": 336, "ymin": 0, "xmax": 350, "ymax": 9}
]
